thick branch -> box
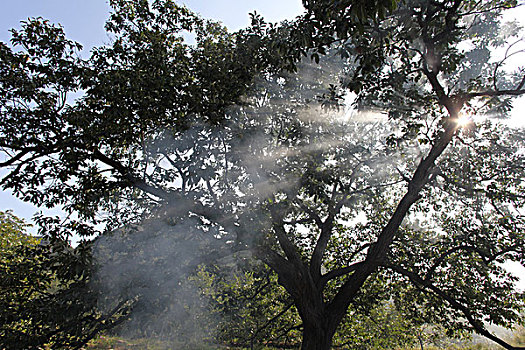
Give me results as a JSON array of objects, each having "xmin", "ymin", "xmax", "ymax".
[
  {"xmin": 319, "ymin": 261, "xmax": 367, "ymax": 288},
  {"xmin": 309, "ymin": 180, "xmax": 404, "ymax": 284},
  {"xmin": 368, "ymin": 122, "xmax": 457, "ymax": 265},
  {"xmin": 271, "ymin": 220, "xmax": 304, "ymax": 265},
  {"xmin": 462, "ymin": 88, "xmax": 525, "ymax": 100},
  {"xmin": 297, "ymin": 200, "xmax": 324, "ymax": 228},
  {"xmin": 253, "ymin": 245, "xmax": 303, "ymax": 300},
  {"xmin": 0, "ymin": 150, "xmax": 30, "ymax": 167},
  {"xmin": 310, "ymin": 216, "xmax": 335, "ymax": 283},
  {"xmin": 91, "ymin": 149, "xmax": 170, "ymax": 201},
  {"xmin": 327, "ymin": 119, "xmax": 458, "ymax": 317}
]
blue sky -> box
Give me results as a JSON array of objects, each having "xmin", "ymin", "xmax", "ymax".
[
  {"xmin": 0, "ymin": 0, "xmax": 304, "ymax": 222},
  {"xmin": 0, "ymin": 0, "xmax": 304, "ymax": 52}
]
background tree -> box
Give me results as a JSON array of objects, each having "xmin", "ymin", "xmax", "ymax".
[
  {"xmin": 0, "ymin": 211, "xmax": 131, "ymax": 349},
  {"xmin": 1, "ymin": 0, "xmax": 525, "ymax": 349}
]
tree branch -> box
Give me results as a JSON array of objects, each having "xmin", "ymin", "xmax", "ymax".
[
  {"xmin": 462, "ymin": 88, "xmax": 525, "ymax": 100},
  {"xmin": 425, "ymin": 245, "xmax": 490, "ymax": 281},
  {"xmin": 0, "ymin": 150, "xmax": 30, "ymax": 167},
  {"xmin": 91, "ymin": 149, "xmax": 170, "ymax": 201},
  {"xmin": 248, "ymin": 301, "xmax": 295, "ymax": 345},
  {"xmin": 327, "ymin": 118, "xmax": 458, "ymax": 317},
  {"xmin": 271, "ymin": 219, "xmax": 304, "ymax": 266},
  {"xmin": 320, "ymin": 261, "xmax": 367, "ymax": 288},
  {"xmin": 386, "ymin": 264, "xmax": 525, "ymax": 350}
]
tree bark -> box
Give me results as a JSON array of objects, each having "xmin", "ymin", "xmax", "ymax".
[{"xmin": 300, "ymin": 317, "xmax": 337, "ymax": 350}]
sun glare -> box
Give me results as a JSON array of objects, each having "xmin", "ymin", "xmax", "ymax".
[{"xmin": 455, "ymin": 113, "xmax": 473, "ymax": 128}]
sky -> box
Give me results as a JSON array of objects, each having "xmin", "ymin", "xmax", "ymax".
[
  {"xmin": 0, "ymin": 0, "xmax": 304, "ymax": 51},
  {"xmin": 1, "ymin": 0, "xmax": 524, "ymax": 291}
]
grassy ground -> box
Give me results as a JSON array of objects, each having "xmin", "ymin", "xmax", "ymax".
[
  {"xmin": 83, "ymin": 332, "xmax": 524, "ymax": 350},
  {"xmin": 84, "ymin": 336, "xmax": 160, "ymax": 350},
  {"xmin": 83, "ymin": 335, "xmax": 223, "ymax": 350},
  {"xmin": 83, "ymin": 338, "xmax": 486, "ymax": 350}
]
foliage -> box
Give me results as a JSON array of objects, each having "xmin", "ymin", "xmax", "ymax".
[
  {"xmin": 195, "ymin": 261, "xmax": 302, "ymax": 348},
  {"xmin": 0, "ymin": 211, "xmax": 130, "ymax": 349},
  {"xmin": 1, "ymin": 0, "xmax": 525, "ymax": 349},
  {"xmin": 0, "ymin": 210, "xmax": 37, "ymax": 250}
]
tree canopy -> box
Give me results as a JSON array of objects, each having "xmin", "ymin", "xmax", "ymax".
[{"xmin": 1, "ymin": 0, "xmax": 525, "ymax": 349}]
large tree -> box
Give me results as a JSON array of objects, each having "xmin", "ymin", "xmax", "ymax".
[{"xmin": 1, "ymin": 0, "xmax": 525, "ymax": 349}]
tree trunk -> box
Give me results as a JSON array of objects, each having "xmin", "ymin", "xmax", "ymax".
[{"xmin": 300, "ymin": 318, "xmax": 337, "ymax": 350}]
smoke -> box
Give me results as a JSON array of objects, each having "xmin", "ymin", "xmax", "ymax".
[
  {"xmin": 90, "ymin": 52, "xmax": 421, "ymax": 346},
  {"xmin": 92, "ymin": 217, "xmax": 224, "ymax": 345}
]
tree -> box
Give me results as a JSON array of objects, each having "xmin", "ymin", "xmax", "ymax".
[
  {"xmin": 201, "ymin": 263, "xmax": 444, "ymax": 349},
  {"xmin": 1, "ymin": 0, "xmax": 525, "ymax": 349},
  {"xmin": 0, "ymin": 211, "xmax": 131, "ymax": 349}
]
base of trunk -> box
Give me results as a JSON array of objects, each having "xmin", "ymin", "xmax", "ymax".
[{"xmin": 300, "ymin": 322, "xmax": 335, "ymax": 350}]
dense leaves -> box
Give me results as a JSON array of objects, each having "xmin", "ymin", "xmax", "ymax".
[{"xmin": 0, "ymin": 211, "xmax": 132, "ymax": 349}]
